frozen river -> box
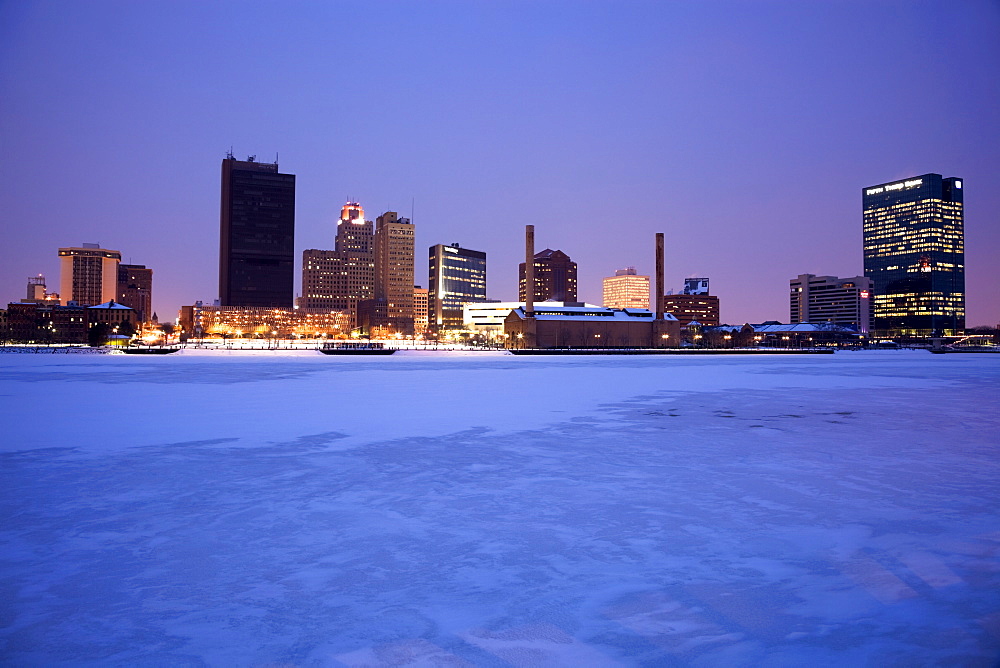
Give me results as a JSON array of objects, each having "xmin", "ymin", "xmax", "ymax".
[{"xmin": 1, "ymin": 350, "xmax": 998, "ymax": 665}]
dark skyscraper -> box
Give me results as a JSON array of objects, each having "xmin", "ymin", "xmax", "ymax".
[
  {"xmin": 219, "ymin": 154, "xmax": 295, "ymax": 307},
  {"xmin": 428, "ymin": 243, "xmax": 487, "ymax": 331},
  {"xmin": 519, "ymin": 249, "xmax": 577, "ymax": 302},
  {"xmin": 862, "ymin": 174, "xmax": 964, "ymax": 336}
]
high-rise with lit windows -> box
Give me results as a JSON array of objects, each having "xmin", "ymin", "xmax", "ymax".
[
  {"xmin": 413, "ymin": 286, "xmax": 430, "ymax": 335},
  {"xmin": 789, "ymin": 273, "xmax": 871, "ymax": 333},
  {"xmin": 602, "ymin": 267, "xmax": 649, "ymax": 310},
  {"xmin": 117, "ymin": 264, "xmax": 153, "ymax": 323},
  {"xmin": 301, "ymin": 202, "xmax": 374, "ymax": 323},
  {"xmin": 429, "ymin": 244, "xmax": 487, "ymax": 331},
  {"xmin": 518, "ymin": 249, "xmax": 577, "ymax": 302},
  {"xmin": 862, "ymin": 174, "xmax": 964, "ymax": 335},
  {"xmin": 59, "ymin": 244, "xmax": 121, "ymax": 306}
]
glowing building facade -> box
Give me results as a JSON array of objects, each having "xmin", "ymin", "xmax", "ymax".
[
  {"xmin": 413, "ymin": 286, "xmax": 429, "ymax": 335},
  {"xmin": 178, "ymin": 303, "xmax": 351, "ymax": 339},
  {"xmin": 862, "ymin": 174, "xmax": 964, "ymax": 335},
  {"xmin": 662, "ymin": 294, "xmax": 720, "ymax": 327},
  {"xmin": 301, "ymin": 202, "xmax": 374, "ymax": 323},
  {"xmin": 58, "ymin": 244, "xmax": 121, "ymax": 306},
  {"xmin": 602, "ymin": 267, "xmax": 649, "ymax": 310},
  {"xmin": 428, "ymin": 244, "xmax": 487, "ymax": 331}
]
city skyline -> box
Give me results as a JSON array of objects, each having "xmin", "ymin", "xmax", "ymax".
[{"xmin": 1, "ymin": 2, "xmax": 998, "ymax": 326}]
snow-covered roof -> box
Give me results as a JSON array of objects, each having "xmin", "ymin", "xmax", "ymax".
[
  {"xmin": 464, "ymin": 301, "xmax": 600, "ymax": 312},
  {"xmin": 508, "ymin": 307, "xmax": 677, "ymax": 322},
  {"xmin": 87, "ymin": 300, "xmax": 133, "ymax": 310},
  {"xmin": 752, "ymin": 323, "xmax": 856, "ymax": 333}
]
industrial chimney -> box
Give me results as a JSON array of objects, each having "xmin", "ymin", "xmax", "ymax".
[{"xmin": 655, "ymin": 232, "xmax": 664, "ymax": 320}]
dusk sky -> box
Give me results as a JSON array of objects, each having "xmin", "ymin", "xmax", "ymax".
[{"xmin": 2, "ymin": 0, "xmax": 998, "ymax": 326}]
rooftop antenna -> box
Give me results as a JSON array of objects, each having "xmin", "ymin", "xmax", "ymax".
[
  {"xmin": 411, "ymin": 197, "xmax": 415, "ymax": 223},
  {"xmin": 275, "ymin": 152, "xmax": 278, "ymax": 165}
]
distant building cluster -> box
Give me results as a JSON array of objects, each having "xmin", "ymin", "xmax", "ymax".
[
  {"xmin": 1, "ymin": 164, "xmax": 970, "ymax": 345},
  {"xmin": 2, "ymin": 242, "xmax": 154, "ymax": 344}
]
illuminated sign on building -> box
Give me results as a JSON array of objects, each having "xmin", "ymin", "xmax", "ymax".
[{"xmin": 866, "ymin": 179, "xmax": 923, "ymax": 196}]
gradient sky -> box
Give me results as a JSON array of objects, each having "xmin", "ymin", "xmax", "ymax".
[{"xmin": 2, "ymin": 0, "xmax": 998, "ymax": 326}]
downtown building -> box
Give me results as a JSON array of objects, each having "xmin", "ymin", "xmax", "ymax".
[
  {"xmin": 372, "ymin": 211, "xmax": 415, "ymax": 335},
  {"xmin": 301, "ymin": 202, "xmax": 374, "ymax": 325},
  {"xmin": 413, "ymin": 286, "xmax": 429, "ymax": 335},
  {"xmin": 789, "ymin": 273, "xmax": 871, "ymax": 333},
  {"xmin": 21, "ymin": 275, "xmax": 59, "ymax": 305},
  {"xmin": 518, "ymin": 249, "xmax": 577, "ymax": 302},
  {"xmin": 663, "ymin": 278, "xmax": 719, "ymax": 327},
  {"xmin": 58, "ymin": 243, "xmax": 121, "ymax": 306},
  {"xmin": 862, "ymin": 174, "xmax": 964, "ymax": 336},
  {"xmin": 179, "ymin": 302, "xmax": 350, "ymax": 340},
  {"xmin": 117, "ymin": 264, "xmax": 153, "ymax": 323},
  {"xmin": 428, "ymin": 243, "xmax": 487, "ymax": 331},
  {"xmin": 219, "ymin": 154, "xmax": 296, "ymax": 308},
  {"xmin": 602, "ymin": 267, "xmax": 649, "ymax": 310}
]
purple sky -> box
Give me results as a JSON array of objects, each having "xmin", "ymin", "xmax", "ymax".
[{"xmin": 2, "ymin": 1, "xmax": 998, "ymax": 326}]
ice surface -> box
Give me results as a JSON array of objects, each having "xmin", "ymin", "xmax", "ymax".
[{"xmin": 1, "ymin": 350, "xmax": 998, "ymax": 666}]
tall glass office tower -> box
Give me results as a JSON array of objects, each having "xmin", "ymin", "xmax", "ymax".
[
  {"xmin": 862, "ymin": 174, "xmax": 964, "ymax": 336},
  {"xmin": 429, "ymin": 243, "xmax": 487, "ymax": 331}
]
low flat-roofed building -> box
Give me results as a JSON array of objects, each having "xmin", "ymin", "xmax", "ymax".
[
  {"xmin": 504, "ymin": 304, "xmax": 679, "ymax": 349},
  {"xmin": 699, "ymin": 322, "xmax": 863, "ymax": 348},
  {"xmin": 663, "ymin": 293, "xmax": 720, "ymax": 326},
  {"xmin": 463, "ymin": 301, "xmax": 598, "ymax": 332},
  {"xmin": 5, "ymin": 302, "xmax": 88, "ymax": 343},
  {"xmin": 179, "ymin": 303, "xmax": 351, "ymax": 339}
]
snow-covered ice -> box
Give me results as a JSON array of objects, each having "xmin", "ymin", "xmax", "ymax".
[{"xmin": 1, "ymin": 350, "xmax": 998, "ymax": 666}]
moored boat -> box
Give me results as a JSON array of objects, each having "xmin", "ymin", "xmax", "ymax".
[{"xmin": 319, "ymin": 342, "xmax": 395, "ymax": 355}]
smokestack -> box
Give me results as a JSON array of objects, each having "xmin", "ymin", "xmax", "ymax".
[
  {"xmin": 655, "ymin": 232, "xmax": 664, "ymax": 320},
  {"xmin": 525, "ymin": 225, "xmax": 535, "ymax": 316}
]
